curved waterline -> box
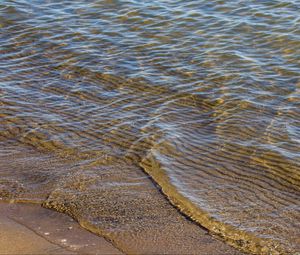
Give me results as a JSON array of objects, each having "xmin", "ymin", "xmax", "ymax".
[{"xmin": 1, "ymin": 0, "xmax": 299, "ymax": 254}]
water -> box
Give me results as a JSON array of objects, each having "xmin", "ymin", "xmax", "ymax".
[{"xmin": 1, "ymin": 0, "xmax": 300, "ymax": 254}]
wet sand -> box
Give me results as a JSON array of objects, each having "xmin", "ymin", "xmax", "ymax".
[
  {"xmin": 0, "ymin": 203, "xmax": 122, "ymax": 255},
  {"xmin": 0, "ymin": 144, "xmax": 245, "ymax": 255},
  {"xmin": 0, "ymin": 202, "xmax": 244, "ymax": 255},
  {"xmin": 1, "ymin": 0, "xmax": 299, "ymax": 253}
]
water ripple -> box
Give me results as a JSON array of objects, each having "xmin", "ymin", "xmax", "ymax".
[{"xmin": 1, "ymin": 0, "xmax": 299, "ymax": 254}]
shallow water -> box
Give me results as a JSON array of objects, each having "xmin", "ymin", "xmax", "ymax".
[{"xmin": 0, "ymin": 0, "xmax": 299, "ymax": 254}]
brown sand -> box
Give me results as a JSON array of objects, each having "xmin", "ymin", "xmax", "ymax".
[
  {"xmin": 0, "ymin": 144, "xmax": 245, "ymax": 255},
  {"xmin": 0, "ymin": 202, "xmax": 245, "ymax": 255},
  {"xmin": 0, "ymin": 202, "xmax": 122, "ymax": 255}
]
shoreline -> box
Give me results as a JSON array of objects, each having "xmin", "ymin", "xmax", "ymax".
[
  {"xmin": 0, "ymin": 202, "xmax": 245, "ymax": 255},
  {"xmin": 0, "ymin": 202, "xmax": 122, "ymax": 255},
  {"xmin": 0, "ymin": 144, "xmax": 245, "ymax": 255}
]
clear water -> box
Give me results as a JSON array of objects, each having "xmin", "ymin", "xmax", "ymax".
[{"xmin": 1, "ymin": 0, "xmax": 299, "ymax": 254}]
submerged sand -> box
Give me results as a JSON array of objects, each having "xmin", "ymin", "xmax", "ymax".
[
  {"xmin": 0, "ymin": 144, "xmax": 245, "ymax": 255},
  {"xmin": 0, "ymin": 143, "xmax": 246, "ymax": 255}
]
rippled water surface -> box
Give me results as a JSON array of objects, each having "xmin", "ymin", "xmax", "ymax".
[{"xmin": 1, "ymin": 0, "xmax": 300, "ymax": 254}]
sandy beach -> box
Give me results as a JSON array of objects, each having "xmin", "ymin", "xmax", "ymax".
[
  {"xmin": 0, "ymin": 202, "xmax": 244, "ymax": 254},
  {"xmin": 0, "ymin": 145, "xmax": 244, "ymax": 255},
  {"xmin": 0, "ymin": 202, "xmax": 122, "ymax": 254},
  {"xmin": 1, "ymin": 0, "xmax": 299, "ymax": 254}
]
